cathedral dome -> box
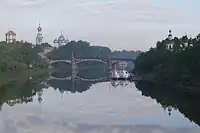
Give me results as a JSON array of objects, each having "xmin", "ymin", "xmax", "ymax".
[
  {"xmin": 58, "ymin": 34, "xmax": 66, "ymax": 42},
  {"xmin": 53, "ymin": 31, "xmax": 69, "ymax": 47}
]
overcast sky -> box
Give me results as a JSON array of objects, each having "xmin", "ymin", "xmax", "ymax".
[{"xmin": 0, "ymin": 0, "xmax": 200, "ymax": 51}]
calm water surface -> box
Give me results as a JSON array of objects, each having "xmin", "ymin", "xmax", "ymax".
[{"xmin": 0, "ymin": 80, "xmax": 200, "ymax": 133}]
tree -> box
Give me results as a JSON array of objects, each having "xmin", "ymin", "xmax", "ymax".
[
  {"xmin": 133, "ymin": 33, "xmax": 200, "ymax": 86},
  {"xmin": 0, "ymin": 41, "xmax": 48, "ymax": 72}
]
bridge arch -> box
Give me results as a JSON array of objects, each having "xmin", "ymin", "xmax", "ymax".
[
  {"xmin": 76, "ymin": 59, "xmax": 107, "ymax": 64},
  {"xmin": 50, "ymin": 60, "xmax": 71, "ymax": 65},
  {"xmin": 49, "ymin": 76, "xmax": 72, "ymax": 80}
]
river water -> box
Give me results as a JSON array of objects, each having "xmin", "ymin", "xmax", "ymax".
[{"xmin": 0, "ymin": 78, "xmax": 200, "ymax": 133}]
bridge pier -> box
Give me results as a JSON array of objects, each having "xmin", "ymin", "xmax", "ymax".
[
  {"xmin": 71, "ymin": 52, "xmax": 78, "ymax": 79},
  {"xmin": 108, "ymin": 56, "xmax": 112, "ymax": 80}
]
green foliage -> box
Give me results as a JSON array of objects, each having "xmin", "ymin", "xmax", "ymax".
[
  {"xmin": 33, "ymin": 44, "xmax": 44, "ymax": 53},
  {"xmin": 134, "ymin": 33, "xmax": 200, "ymax": 86},
  {"xmin": 0, "ymin": 41, "xmax": 48, "ymax": 72},
  {"xmin": 47, "ymin": 40, "xmax": 112, "ymax": 60},
  {"xmin": 41, "ymin": 42, "xmax": 52, "ymax": 48}
]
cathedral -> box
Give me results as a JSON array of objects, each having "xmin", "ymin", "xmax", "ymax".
[{"xmin": 53, "ymin": 31, "xmax": 68, "ymax": 47}]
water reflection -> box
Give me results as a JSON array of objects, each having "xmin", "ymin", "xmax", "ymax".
[
  {"xmin": 0, "ymin": 73, "xmax": 200, "ymax": 132},
  {"xmin": 111, "ymin": 80, "xmax": 129, "ymax": 88},
  {"xmin": 135, "ymin": 80, "xmax": 200, "ymax": 126},
  {"xmin": 0, "ymin": 75, "xmax": 48, "ymax": 109},
  {"xmin": 51, "ymin": 62, "xmax": 108, "ymax": 79},
  {"xmin": 0, "ymin": 73, "xmax": 131, "ymax": 110}
]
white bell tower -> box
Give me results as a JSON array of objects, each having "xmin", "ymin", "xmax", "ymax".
[{"xmin": 36, "ymin": 22, "xmax": 43, "ymax": 45}]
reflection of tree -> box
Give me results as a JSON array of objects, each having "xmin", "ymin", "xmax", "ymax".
[
  {"xmin": 51, "ymin": 62, "xmax": 71, "ymax": 78},
  {"xmin": 135, "ymin": 81, "xmax": 200, "ymax": 126},
  {"xmin": 49, "ymin": 62, "xmax": 109, "ymax": 93},
  {"xmin": 0, "ymin": 74, "xmax": 48, "ymax": 110},
  {"xmin": 47, "ymin": 79, "xmax": 101, "ymax": 93},
  {"xmin": 51, "ymin": 61, "xmax": 108, "ymax": 79},
  {"xmin": 48, "ymin": 79, "xmax": 132, "ymax": 94}
]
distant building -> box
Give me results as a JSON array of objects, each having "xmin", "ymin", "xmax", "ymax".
[
  {"xmin": 53, "ymin": 31, "xmax": 68, "ymax": 47},
  {"xmin": 36, "ymin": 23, "xmax": 43, "ymax": 45},
  {"xmin": 165, "ymin": 30, "xmax": 194, "ymax": 51},
  {"xmin": 181, "ymin": 33, "xmax": 193, "ymax": 48},
  {"xmin": 166, "ymin": 29, "xmax": 173, "ymax": 51},
  {"xmin": 5, "ymin": 30, "xmax": 16, "ymax": 43}
]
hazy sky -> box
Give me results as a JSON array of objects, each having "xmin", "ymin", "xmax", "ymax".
[{"xmin": 1, "ymin": 0, "xmax": 200, "ymax": 51}]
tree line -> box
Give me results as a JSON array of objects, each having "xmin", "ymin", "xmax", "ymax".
[
  {"xmin": 134, "ymin": 32, "xmax": 200, "ymax": 86},
  {"xmin": 0, "ymin": 41, "xmax": 49, "ymax": 72},
  {"xmin": 46, "ymin": 40, "xmax": 139, "ymax": 60}
]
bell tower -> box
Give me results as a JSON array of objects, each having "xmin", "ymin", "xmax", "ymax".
[
  {"xmin": 36, "ymin": 22, "xmax": 43, "ymax": 45},
  {"xmin": 166, "ymin": 29, "xmax": 174, "ymax": 50}
]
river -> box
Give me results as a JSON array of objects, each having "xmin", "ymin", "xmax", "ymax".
[{"xmin": 0, "ymin": 74, "xmax": 200, "ymax": 133}]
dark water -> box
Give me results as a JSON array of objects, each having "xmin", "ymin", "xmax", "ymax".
[{"xmin": 0, "ymin": 73, "xmax": 200, "ymax": 133}]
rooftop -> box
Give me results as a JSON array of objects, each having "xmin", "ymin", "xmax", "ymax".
[{"xmin": 6, "ymin": 30, "xmax": 16, "ymax": 35}]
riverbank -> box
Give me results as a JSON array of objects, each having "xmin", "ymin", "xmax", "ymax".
[{"xmin": 0, "ymin": 68, "xmax": 55, "ymax": 86}]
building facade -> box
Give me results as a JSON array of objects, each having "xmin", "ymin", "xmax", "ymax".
[{"xmin": 5, "ymin": 30, "xmax": 16, "ymax": 43}]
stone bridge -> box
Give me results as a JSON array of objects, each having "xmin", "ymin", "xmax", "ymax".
[
  {"xmin": 39, "ymin": 49, "xmax": 134, "ymax": 66},
  {"xmin": 50, "ymin": 58, "xmax": 133, "ymax": 65},
  {"xmin": 50, "ymin": 59, "xmax": 109, "ymax": 65},
  {"xmin": 49, "ymin": 52, "xmax": 134, "ymax": 79}
]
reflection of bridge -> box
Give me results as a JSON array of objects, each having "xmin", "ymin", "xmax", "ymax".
[
  {"xmin": 48, "ymin": 74, "xmax": 109, "ymax": 94},
  {"xmin": 49, "ymin": 75, "xmax": 108, "ymax": 82}
]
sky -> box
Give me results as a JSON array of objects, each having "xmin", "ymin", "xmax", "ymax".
[{"xmin": 0, "ymin": 0, "xmax": 200, "ymax": 51}]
